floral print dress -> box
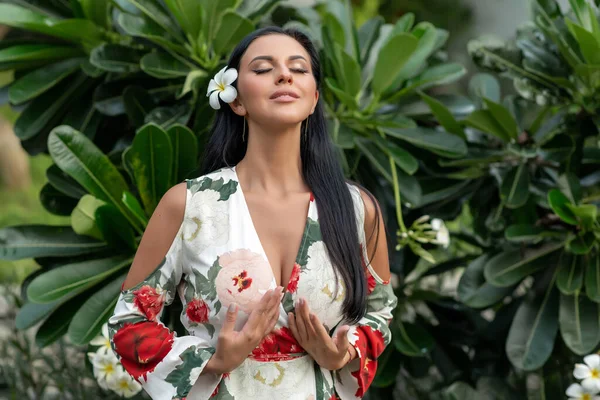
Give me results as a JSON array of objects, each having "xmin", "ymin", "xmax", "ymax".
[{"xmin": 108, "ymin": 166, "xmax": 398, "ymax": 400}]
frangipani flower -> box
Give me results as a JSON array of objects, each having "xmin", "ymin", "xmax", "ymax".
[
  {"xmin": 431, "ymin": 218, "xmax": 450, "ymax": 248},
  {"xmin": 88, "ymin": 351, "xmax": 122, "ymax": 389},
  {"xmin": 566, "ymin": 383, "xmax": 600, "ymax": 400},
  {"xmin": 574, "ymin": 355, "xmax": 600, "ymax": 392},
  {"xmin": 108, "ymin": 368, "xmax": 142, "ymax": 398},
  {"xmin": 206, "ymin": 66, "xmax": 238, "ymax": 110},
  {"xmin": 90, "ymin": 323, "xmax": 112, "ymax": 356}
]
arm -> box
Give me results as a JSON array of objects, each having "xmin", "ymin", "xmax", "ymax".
[
  {"xmin": 333, "ymin": 186, "xmax": 398, "ymax": 399},
  {"xmin": 108, "ymin": 182, "xmax": 221, "ymax": 399}
]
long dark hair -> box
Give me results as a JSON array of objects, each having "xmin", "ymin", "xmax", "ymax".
[{"xmin": 201, "ymin": 26, "xmax": 378, "ymax": 323}]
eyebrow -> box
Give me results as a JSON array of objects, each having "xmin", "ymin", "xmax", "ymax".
[{"xmin": 248, "ymin": 55, "xmax": 307, "ymax": 65}]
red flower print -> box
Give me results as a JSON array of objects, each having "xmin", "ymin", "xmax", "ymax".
[
  {"xmin": 251, "ymin": 327, "xmax": 303, "ymax": 361},
  {"xmin": 351, "ymin": 357, "xmax": 376, "ymax": 397},
  {"xmin": 232, "ymin": 270, "xmax": 253, "ymax": 292},
  {"xmin": 366, "ymin": 269, "xmax": 377, "ymax": 294},
  {"xmin": 210, "ymin": 384, "xmax": 219, "ymax": 398},
  {"xmin": 349, "ymin": 325, "xmax": 385, "ymax": 396},
  {"xmin": 186, "ymin": 298, "xmax": 210, "ymax": 323},
  {"xmin": 112, "ymin": 321, "xmax": 174, "ymax": 381},
  {"xmin": 133, "ymin": 285, "xmax": 165, "ymax": 321},
  {"xmin": 328, "ymin": 394, "xmax": 339, "ymax": 400},
  {"xmin": 309, "ymin": 192, "xmax": 315, "ymax": 202},
  {"xmin": 286, "ymin": 263, "xmax": 301, "ymax": 293}
]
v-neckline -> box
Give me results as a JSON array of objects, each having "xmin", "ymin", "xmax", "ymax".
[{"xmin": 231, "ymin": 165, "xmax": 313, "ymax": 292}]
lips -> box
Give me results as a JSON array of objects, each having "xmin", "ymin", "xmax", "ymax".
[{"xmin": 270, "ymin": 90, "xmax": 299, "ymax": 99}]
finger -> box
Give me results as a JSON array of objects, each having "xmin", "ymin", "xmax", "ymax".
[
  {"xmin": 334, "ymin": 325, "xmax": 351, "ymax": 353},
  {"xmin": 310, "ymin": 313, "xmax": 331, "ymax": 342},
  {"xmin": 221, "ymin": 303, "xmax": 238, "ymax": 333},
  {"xmin": 299, "ymin": 298, "xmax": 316, "ymax": 337},
  {"xmin": 287, "ymin": 312, "xmax": 301, "ymax": 344}
]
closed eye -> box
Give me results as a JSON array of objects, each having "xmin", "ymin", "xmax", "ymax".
[{"xmin": 253, "ymin": 68, "xmax": 309, "ymax": 74}]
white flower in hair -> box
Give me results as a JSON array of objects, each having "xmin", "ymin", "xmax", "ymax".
[{"xmin": 206, "ymin": 66, "xmax": 238, "ymax": 110}]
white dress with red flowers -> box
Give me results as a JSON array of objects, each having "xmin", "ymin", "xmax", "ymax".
[{"xmin": 108, "ymin": 166, "xmax": 398, "ymax": 400}]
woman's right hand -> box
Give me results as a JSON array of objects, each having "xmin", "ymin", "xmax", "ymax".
[{"xmin": 204, "ymin": 286, "xmax": 283, "ymax": 374}]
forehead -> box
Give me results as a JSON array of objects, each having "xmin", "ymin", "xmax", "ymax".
[{"xmin": 242, "ymin": 34, "xmax": 310, "ymax": 64}]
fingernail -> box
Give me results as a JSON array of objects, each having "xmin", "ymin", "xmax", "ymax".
[{"xmin": 228, "ymin": 303, "xmax": 237, "ymax": 312}]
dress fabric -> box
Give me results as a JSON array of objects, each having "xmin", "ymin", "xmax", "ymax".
[{"xmin": 108, "ymin": 166, "xmax": 398, "ymax": 400}]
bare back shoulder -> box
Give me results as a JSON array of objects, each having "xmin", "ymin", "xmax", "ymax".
[{"xmin": 357, "ymin": 187, "xmax": 391, "ymax": 282}]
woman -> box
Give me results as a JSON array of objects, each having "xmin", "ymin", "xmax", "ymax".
[{"xmin": 108, "ymin": 27, "xmax": 397, "ymax": 400}]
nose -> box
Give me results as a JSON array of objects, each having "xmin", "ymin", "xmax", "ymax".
[{"xmin": 276, "ymin": 68, "xmax": 293, "ymax": 85}]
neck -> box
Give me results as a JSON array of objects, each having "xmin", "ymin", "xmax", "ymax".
[{"xmin": 235, "ymin": 120, "xmax": 307, "ymax": 195}]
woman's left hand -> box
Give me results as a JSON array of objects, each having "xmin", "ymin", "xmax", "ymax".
[{"xmin": 288, "ymin": 297, "xmax": 356, "ymax": 370}]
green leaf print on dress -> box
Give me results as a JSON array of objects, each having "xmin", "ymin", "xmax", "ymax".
[
  {"xmin": 188, "ymin": 176, "xmax": 238, "ymax": 201},
  {"xmin": 165, "ymin": 345, "xmax": 215, "ymax": 397}
]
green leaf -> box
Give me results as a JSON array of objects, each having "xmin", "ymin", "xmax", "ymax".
[
  {"xmin": 585, "ymin": 252, "xmax": 600, "ymax": 303},
  {"xmin": 90, "ymin": 44, "xmax": 143, "ymax": 74},
  {"xmin": 122, "ymin": 191, "xmax": 149, "ymax": 228},
  {"xmin": 505, "ymin": 224, "xmax": 544, "ymax": 243},
  {"xmin": 419, "ymin": 92, "xmax": 465, "ymax": 139},
  {"xmin": 569, "ymin": 232, "xmax": 596, "ymax": 255},
  {"xmin": 0, "ymin": 44, "xmax": 82, "ymax": 71},
  {"xmin": 8, "ymin": 58, "xmax": 83, "ymax": 104},
  {"xmin": 370, "ymin": 135, "xmax": 418, "ymax": 175},
  {"xmin": 468, "ymin": 73, "xmax": 501, "ymax": 102},
  {"xmin": 335, "ymin": 44, "xmax": 361, "ymax": 97},
  {"xmin": 540, "ymin": 134, "xmax": 575, "ymax": 162},
  {"xmin": 15, "ymin": 300, "xmax": 61, "ymax": 330},
  {"xmin": 559, "ymin": 291, "xmax": 600, "ymax": 355},
  {"xmin": 558, "ymin": 173, "xmax": 582, "ymax": 206},
  {"xmin": 566, "ymin": 204, "xmax": 598, "ymax": 227},
  {"xmin": 123, "ymin": 86, "xmax": 156, "ymax": 128},
  {"xmin": 71, "ymin": 194, "xmax": 106, "ymax": 240},
  {"xmin": 118, "ymin": 12, "xmax": 187, "ymax": 55},
  {"xmin": 35, "ymin": 294, "xmax": 83, "ymax": 347},
  {"xmin": 484, "ymin": 242, "xmax": 563, "ymax": 287},
  {"xmin": 213, "ymin": 12, "xmax": 254, "ymax": 56},
  {"xmin": 68, "ymin": 273, "xmax": 125, "ymax": 345},
  {"xmin": 372, "ymin": 33, "xmax": 419, "ymax": 95},
  {"xmin": 358, "ymin": 16, "xmax": 384, "ymax": 65},
  {"xmin": 167, "ymin": 124, "xmax": 198, "ymax": 183},
  {"xmin": 96, "ymin": 203, "xmax": 137, "ymax": 250},
  {"xmin": 27, "ymin": 256, "xmax": 132, "ymax": 303},
  {"xmin": 0, "ymin": 225, "xmax": 106, "ymax": 261},
  {"xmin": 506, "ymin": 269, "xmax": 559, "ymax": 371},
  {"xmin": 381, "ymin": 126, "xmax": 467, "ymax": 158},
  {"xmin": 556, "ymin": 252, "xmax": 583, "ymax": 295},
  {"xmin": 457, "ymin": 254, "xmax": 515, "ymax": 308},
  {"xmin": 548, "ymin": 189, "xmax": 578, "ymax": 225},
  {"xmin": 483, "ymin": 98, "xmax": 519, "ymax": 140},
  {"xmin": 40, "ymin": 183, "xmax": 78, "ymax": 216},
  {"xmin": 325, "ymin": 78, "xmax": 358, "ymax": 110},
  {"xmin": 500, "ymin": 163, "xmax": 530, "ymax": 209},
  {"xmin": 163, "ymin": 0, "xmax": 203, "ymax": 38},
  {"xmin": 566, "ymin": 19, "xmax": 600, "ymax": 64},
  {"xmin": 141, "ymin": 52, "xmax": 191, "ymax": 79},
  {"xmin": 392, "ymin": 63, "xmax": 466, "ymax": 100},
  {"xmin": 569, "ymin": 0, "xmax": 594, "ymax": 32},
  {"xmin": 46, "ymin": 164, "xmax": 86, "ymax": 199},
  {"xmin": 79, "ymin": 0, "xmax": 110, "ymax": 29},
  {"xmin": 445, "ymin": 382, "xmax": 478, "ymax": 400},
  {"xmin": 124, "ymin": 123, "xmax": 173, "ymax": 215},
  {"xmin": 48, "ymin": 126, "xmax": 138, "ymax": 230},
  {"xmin": 392, "ymin": 22, "xmax": 439, "ymax": 84},
  {"xmin": 392, "ymin": 320, "xmax": 435, "ymax": 356},
  {"xmin": 372, "ymin": 347, "xmax": 401, "ymax": 388},
  {"xmin": 198, "ymin": 0, "xmax": 237, "ymax": 44},
  {"xmin": 126, "ymin": 0, "xmax": 183, "ymax": 41},
  {"xmin": 464, "ymin": 109, "xmax": 510, "ymax": 142}
]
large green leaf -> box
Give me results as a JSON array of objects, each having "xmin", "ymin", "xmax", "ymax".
[
  {"xmin": 392, "ymin": 22, "xmax": 439, "ymax": 84},
  {"xmin": 371, "ymin": 33, "xmax": 418, "ymax": 95},
  {"xmin": 71, "ymin": 194, "xmax": 106, "ymax": 240},
  {"xmin": 358, "ymin": 16, "xmax": 384, "ymax": 65},
  {"xmin": 335, "ymin": 44, "xmax": 361, "ymax": 97},
  {"xmin": 68, "ymin": 273, "xmax": 125, "ymax": 345},
  {"xmin": 95, "ymin": 204, "xmax": 137, "ymax": 250},
  {"xmin": 469, "ymin": 73, "xmax": 501, "ymax": 103},
  {"xmin": 381, "ymin": 126, "xmax": 467, "ymax": 158},
  {"xmin": 500, "ymin": 163, "xmax": 530, "ymax": 209},
  {"xmin": 126, "ymin": 0, "xmax": 183, "ymax": 41},
  {"xmin": 464, "ymin": 109, "xmax": 510, "ymax": 142},
  {"xmin": 15, "ymin": 300, "xmax": 61, "ymax": 330},
  {"xmin": 484, "ymin": 242, "xmax": 563, "ymax": 287},
  {"xmin": 392, "ymin": 320, "xmax": 435, "ymax": 357},
  {"xmin": 163, "ymin": 0, "xmax": 203, "ymax": 38},
  {"xmin": 124, "ymin": 123, "xmax": 173, "ymax": 216},
  {"xmin": 390, "ymin": 63, "xmax": 466, "ymax": 101},
  {"xmin": 90, "ymin": 44, "xmax": 143, "ymax": 74},
  {"xmin": 506, "ymin": 269, "xmax": 559, "ymax": 371},
  {"xmin": 0, "ymin": 44, "xmax": 82, "ymax": 71},
  {"xmin": 457, "ymin": 254, "xmax": 515, "ymax": 308},
  {"xmin": 118, "ymin": 12, "xmax": 187, "ymax": 55},
  {"xmin": 505, "ymin": 224, "xmax": 544, "ymax": 243},
  {"xmin": 483, "ymin": 98, "xmax": 519, "ymax": 140},
  {"xmin": 8, "ymin": 58, "xmax": 83, "ymax": 104},
  {"xmin": 122, "ymin": 191, "xmax": 149, "ymax": 229},
  {"xmin": 370, "ymin": 134, "xmax": 418, "ymax": 175},
  {"xmin": 123, "ymin": 86, "xmax": 156, "ymax": 128},
  {"xmin": 35, "ymin": 293, "xmax": 86, "ymax": 348},
  {"xmin": 40, "ymin": 183, "xmax": 78, "ymax": 216},
  {"xmin": 569, "ymin": 231, "xmax": 596, "ymax": 255},
  {"xmin": 140, "ymin": 52, "xmax": 191, "ymax": 79},
  {"xmin": 46, "ymin": 164, "xmax": 86, "ymax": 199},
  {"xmin": 559, "ymin": 291, "xmax": 600, "ymax": 355},
  {"xmin": 548, "ymin": 189, "xmax": 578, "ymax": 225},
  {"xmin": 27, "ymin": 256, "xmax": 132, "ymax": 303},
  {"xmin": 198, "ymin": 0, "xmax": 236, "ymax": 44},
  {"xmin": 0, "ymin": 225, "xmax": 106, "ymax": 260},
  {"xmin": 556, "ymin": 252, "xmax": 583, "ymax": 295},
  {"xmin": 371, "ymin": 347, "xmax": 401, "ymax": 388},
  {"xmin": 557, "ymin": 172, "xmax": 582, "ymax": 204},
  {"xmin": 14, "ymin": 71, "xmax": 91, "ymax": 141},
  {"xmin": 419, "ymin": 92, "xmax": 465, "ymax": 139},
  {"xmin": 47, "ymin": 125, "xmax": 139, "ymax": 230},
  {"xmin": 325, "ymin": 78, "xmax": 357, "ymax": 110},
  {"xmin": 167, "ymin": 124, "xmax": 198, "ymax": 183},
  {"xmin": 566, "ymin": 19, "xmax": 600, "ymax": 64},
  {"xmin": 586, "ymin": 252, "xmax": 600, "ymax": 303},
  {"xmin": 213, "ymin": 12, "xmax": 254, "ymax": 56},
  {"xmin": 79, "ymin": 0, "xmax": 110, "ymax": 29}
]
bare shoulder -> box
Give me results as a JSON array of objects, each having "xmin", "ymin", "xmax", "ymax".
[
  {"xmin": 356, "ymin": 186, "xmax": 391, "ymax": 282},
  {"xmin": 121, "ymin": 182, "xmax": 187, "ymax": 291}
]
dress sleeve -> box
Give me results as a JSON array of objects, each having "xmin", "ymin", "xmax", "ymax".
[
  {"xmin": 107, "ymin": 185, "xmax": 221, "ymax": 400},
  {"xmin": 333, "ymin": 186, "xmax": 398, "ymax": 399}
]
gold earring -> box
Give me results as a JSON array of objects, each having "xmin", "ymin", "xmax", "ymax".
[{"xmin": 242, "ymin": 118, "xmax": 246, "ymax": 142}]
